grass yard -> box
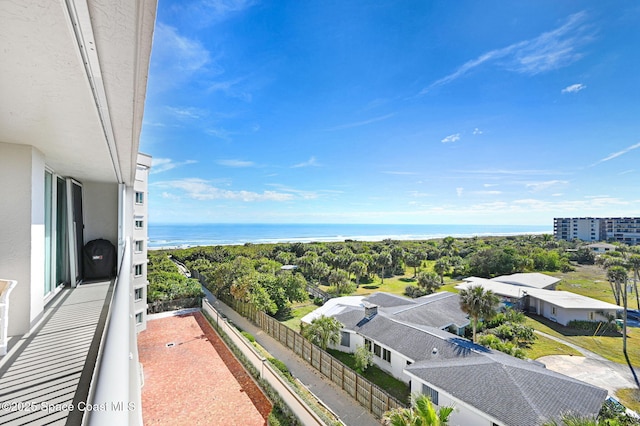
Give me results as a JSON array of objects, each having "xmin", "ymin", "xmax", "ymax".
[
  {"xmin": 523, "ymin": 333, "xmax": 582, "ymax": 360},
  {"xmin": 281, "ymin": 301, "xmax": 318, "ymax": 332},
  {"xmin": 524, "ymin": 316, "xmax": 640, "ymax": 366},
  {"xmin": 616, "ymin": 388, "xmax": 640, "ymax": 413},
  {"xmin": 552, "ymin": 264, "xmax": 618, "ymax": 304},
  {"xmin": 327, "ymin": 348, "xmax": 411, "ymax": 404}
]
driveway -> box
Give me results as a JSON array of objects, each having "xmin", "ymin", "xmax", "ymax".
[{"xmin": 535, "ymin": 330, "xmax": 638, "ymax": 396}]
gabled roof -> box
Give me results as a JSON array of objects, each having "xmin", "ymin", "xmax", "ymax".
[
  {"xmin": 323, "ymin": 290, "xmax": 607, "ymax": 425},
  {"xmin": 406, "ymin": 355, "xmax": 606, "ymax": 426},
  {"xmin": 342, "ymin": 313, "xmax": 481, "ymax": 363},
  {"xmin": 388, "ymin": 292, "xmax": 470, "ymax": 330},
  {"xmin": 492, "ymin": 272, "xmax": 560, "ymax": 289},
  {"xmin": 363, "ymin": 292, "xmax": 417, "ymax": 308}
]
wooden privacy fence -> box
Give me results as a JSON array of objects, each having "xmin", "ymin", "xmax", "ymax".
[{"xmin": 223, "ymin": 295, "xmax": 406, "ymax": 418}]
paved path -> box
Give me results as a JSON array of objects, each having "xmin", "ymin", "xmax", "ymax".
[
  {"xmin": 203, "ymin": 288, "xmax": 380, "ymax": 426},
  {"xmin": 535, "ymin": 330, "xmax": 639, "ymax": 396}
]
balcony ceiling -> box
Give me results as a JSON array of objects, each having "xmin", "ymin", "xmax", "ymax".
[{"xmin": 0, "ymin": 0, "xmax": 156, "ymax": 185}]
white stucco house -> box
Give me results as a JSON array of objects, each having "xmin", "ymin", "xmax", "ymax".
[
  {"xmin": 303, "ymin": 292, "xmax": 607, "ymax": 425},
  {"xmin": 0, "ymin": 1, "xmax": 156, "ymax": 424},
  {"xmin": 458, "ymin": 275, "xmax": 621, "ymax": 326}
]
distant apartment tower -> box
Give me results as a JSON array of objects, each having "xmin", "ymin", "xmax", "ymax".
[
  {"xmin": 553, "ymin": 218, "xmax": 605, "ymax": 242},
  {"xmin": 554, "ymin": 217, "xmax": 640, "ymax": 245},
  {"xmin": 604, "ymin": 217, "xmax": 640, "ymax": 245}
]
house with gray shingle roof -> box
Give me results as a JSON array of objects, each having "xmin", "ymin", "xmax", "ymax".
[
  {"xmin": 457, "ymin": 277, "xmax": 620, "ymax": 326},
  {"xmin": 303, "ymin": 291, "xmax": 607, "ymax": 425}
]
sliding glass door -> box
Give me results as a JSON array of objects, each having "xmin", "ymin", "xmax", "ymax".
[{"xmin": 44, "ymin": 172, "xmax": 81, "ymax": 297}]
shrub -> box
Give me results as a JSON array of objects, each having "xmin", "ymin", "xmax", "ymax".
[
  {"xmin": 241, "ymin": 331, "xmax": 255, "ymax": 342},
  {"xmin": 313, "ymin": 297, "xmax": 324, "ymax": 306},
  {"xmin": 404, "ymin": 285, "xmax": 427, "ymax": 298},
  {"xmin": 268, "ymin": 358, "xmax": 292, "ymax": 380}
]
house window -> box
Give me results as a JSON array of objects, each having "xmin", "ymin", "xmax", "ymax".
[
  {"xmin": 135, "ymin": 240, "xmax": 144, "ymax": 253},
  {"xmin": 552, "ymin": 307, "xmax": 557, "ymax": 316},
  {"xmin": 422, "ymin": 384, "xmax": 439, "ymax": 405},
  {"xmin": 364, "ymin": 339, "xmax": 371, "ymax": 351},
  {"xmin": 135, "ymin": 312, "xmax": 143, "ymax": 325},
  {"xmin": 135, "ymin": 219, "xmax": 144, "ymax": 229},
  {"xmin": 134, "ymin": 264, "xmax": 143, "ymax": 277},
  {"xmin": 134, "ymin": 287, "xmax": 143, "ymax": 301},
  {"xmin": 383, "ymin": 348, "xmax": 391, "ymax": 363},
  {"xmin": 340, "ymin": 331, "xmax": 350, "ymax": 347},
  {"xmin": 589, "ymin": 312, "xmax": 595, "ymax": 320},
  {"xmin": 374, "ymin": 343, "xmax": 381, "ymax": 357},
  {"xmin": 135, "ymin": 191, "xmax": 144, "ymax": 204}
]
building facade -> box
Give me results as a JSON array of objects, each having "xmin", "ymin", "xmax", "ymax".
[
  {"xmin": 554, "ymin": 217, "xmax": 640, "ymax": 245},
  {"xmin": 0, "ymin": 0, "xmax": 156, "ymax": 424}
]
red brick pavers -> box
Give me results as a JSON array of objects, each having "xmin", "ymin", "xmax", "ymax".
[{"xmin": 138, "ymin": 311, "xmax": 271, "ymax": 425}]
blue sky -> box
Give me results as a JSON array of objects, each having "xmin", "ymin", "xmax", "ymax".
[{"xmin": 141, "ymin": 1, "xmax": 640, "ymax": 225}]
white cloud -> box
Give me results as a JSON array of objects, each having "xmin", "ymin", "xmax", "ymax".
[
  {"xmin": 591, "ymin": 142, "xmax": 640, "ymax": 166},
  {"xmin": 456, "ymin": 187, "xmax": 464, "ymax": 197},
  {"xmin": 474, "ymin": 190, "xmax": 502, "ymax": 195},
  {"xmin": 383, "ymin": 171, "xmax": 418, "ymax": 175},
  {"xmin": 149, "ymin": 24, "xmax": 214, "ymax": 92},
  {"xmin": 206, "ymin": 127, "xmax": 233, "ymax": 141},
  {"xmin": 326, "ymin": 113, "xmax": 396, "ymax": 131},
  {"xmin": 441, "ymin": 133, "xmax": 461, "ymax": 143},
  {"xmin": 422, "ymin": 11, "xmax": 591, "ymax": 93},
  {"xmin": 483, "ymin": 183, "xmax": 498, "ymax": 187},
  {"xmin": 292, "ymin": 157, "xmax": 320, "ymax": 168},
  {"xmin": 217, "ymin": 159, "xmax": 255, "ymax": 167},
  {"xmin": 473, "ymin": 128, "xmax": 483, "ymax": 135},
  {"xmin": 200, "ymin": 0, "xmax": 257, "ymax": 20},
  {"xmin": 561, "ymin": 83, "xmax": 586, "ymax": 93},
  {"xmin": 151, "ymin": 158, "xmax": 197, "ymax": 174},
  {"xmin": 155, "ymin": 178, "xmax": 293, "ymax": 202},
  {"xmin": 208, "ymin": 78, "xmax": 252, "ymax": 102},
  {"xmin": 166, "ymin": 106, "xmax": 207, "ymax": 120},
  {"xmin": 265, "ymin": 184, "xmax": 329, "ymax": 200},
  {"xmin": 526, "ymin": 180, "xmax": 568, "ymax": 192}
]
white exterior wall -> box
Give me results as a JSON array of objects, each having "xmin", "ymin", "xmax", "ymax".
[
  {"xmin": 0, "ymin": 143, "xmax": 45, "ymax": 335},
  {"xmin": 409, "ymin": 375, "xmax": 502, "ymax": 426},
  {"xmin": 132, "ymin": 154, "xmax": 150, "ymax": 332},
  {"xmin": 333, "ymin": 330, "xmax": 413, "ymax": 382},
  {"xmin": 83, "ymin": 181, "xmax": 118, "ymax": 246},
  {"xmin": 530, "ymin": 296, "xmax": 617, "ymax": 326},
  {"xmin": 553, "ymin": 307, "xmax": 616, "ymax": 326}
]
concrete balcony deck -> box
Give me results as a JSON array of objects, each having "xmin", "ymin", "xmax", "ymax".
[{"xmin": 0, "ymin": 281, "xmax": 112, "ymax": 425}]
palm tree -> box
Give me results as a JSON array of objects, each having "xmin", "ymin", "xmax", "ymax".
[
  {"xmin": 417, "ymin": 271, "xmax": 441, "ymax": 294},
  {"xmin": 301, "ymin": 315, "xmax": 342, "ymax": 350},
  {"xmin": 349, "ymin": 260, "xmax": 367, "ymax": 287},
  {"xmin": 606, "ymin": 265, "xmax": 627, "ymax": 306},
  {"xmin": 627, "ymin": 254, "xmax": 640, "ymax": 309},
  {"xmin": 459, "ymin": 285, "xmax": 500, "ymax": 343},
  {"xmin": 383, "ymin": 393, "xmax": 453, "ymax": 426},
  {"xmin": 377, "ymin": 251, "xmax": 392, "ymax": 284},
  {"xmin": 434, "ymin": 258, "xmax": 450, "ymax": 284}
]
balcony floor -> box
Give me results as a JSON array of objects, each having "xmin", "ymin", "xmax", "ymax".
[{"xmin": 0, "ymin": 281, "xmax": 111, "ymax": 425}]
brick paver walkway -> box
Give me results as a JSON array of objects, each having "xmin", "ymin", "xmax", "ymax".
[{"xmin": 138, "ymin": 311, "xmax": 271, "ymax": 425}]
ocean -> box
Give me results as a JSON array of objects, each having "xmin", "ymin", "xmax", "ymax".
[{"xmin": 148, "ymin": 223, "xmax": 552, "ymax": 249}]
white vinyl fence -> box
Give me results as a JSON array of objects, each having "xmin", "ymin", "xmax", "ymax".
[{"xmin": 202, "ymin": 299, "xmax": 329, "ymax": 426}]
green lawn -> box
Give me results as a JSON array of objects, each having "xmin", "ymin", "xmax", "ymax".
[
  {"xmin": 281, "ymin": 301, "xmax": 318, "ymax": 332},
  {"xmin": 289, "ymin": 263, "xmax": 640, "ymax": 365},
  {"xmin": 524, "ymin": 316, "xmax": 640, "ymax": 366},
  {"xmin": 616, "ymin": 388, "xmax": 640, "ymax": 413},
  {"xmin": 327, "ymin": 348, "xmax": 411, "ymax": 404},
  {"xmin": 522, "ymin": 333, "xmax": 582, "ymax": 360}
]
